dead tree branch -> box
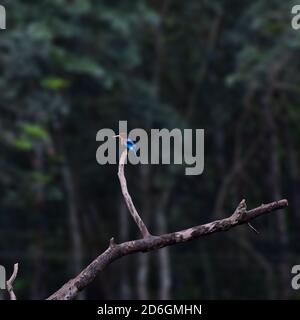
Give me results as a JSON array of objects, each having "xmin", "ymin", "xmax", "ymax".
[
  {"xmin": 47, "ymin": 198, "xmax": 288, "ymax": 300},
  {"xmin": 6, "ymin": 263, "xmax": 19, "ymax": 300},
  {"xmin": 46, "ymin": 146, "xmax": 288, "ymax": 300}
]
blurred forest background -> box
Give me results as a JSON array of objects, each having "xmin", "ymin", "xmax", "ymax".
[{"xmin": 0, "ymin": 0, "xmax": 299, "ymax": 300}]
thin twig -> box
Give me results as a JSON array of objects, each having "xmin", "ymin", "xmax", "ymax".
[
  {"xmin": 247, "ymin": 222, "xmax": 260, "ymax": 234},
  {"xmin": 6, "ymin": 263, "xmax": 19, "ymax": 300}
]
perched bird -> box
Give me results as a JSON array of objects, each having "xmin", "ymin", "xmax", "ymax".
[{"xmin": 113, "ymin": 132, "xmax": 137, "ymax": 154}]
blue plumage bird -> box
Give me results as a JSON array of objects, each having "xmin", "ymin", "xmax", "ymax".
[{"xmin": 113, "ymin": 133, "xmax": 137, "ymax": 155}]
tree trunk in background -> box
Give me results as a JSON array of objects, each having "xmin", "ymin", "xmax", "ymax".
[
  {"xmin": 137, "ymin": 253, "xmax": 149, "ymax": 300},
  {"xmin": 119, "ymin": 199, "xmax": 131, "ymax": 299},
  {"xmin": 30, "ymin": 144, "xmax": 46, "ymax": 299},
  {"xmin": 283, "ymin": 116, "xmax": 300, "ymax": 224},
  {"xmin": 136, "ymin": 165, "xmax": 151, "ymax": 299},
  {"xmin": 263, "ymin": 97, "xmax": 289, "ymax": 299},
  {"xmin": 62, "ymin": 162, "xmax": 85, "ymax": 300},
  {"xmin": 151, "ymin": 0, "xmax": 173, "ymax": 301},
  {"xmin": 155, "ymin": 190, "xmax": 171, "ymax": 300},
  {"xmin": 232, "ymin": 183, "xmax": 277, "ymax": 299},
  {"xmin": 199, "ymin": 247, "xmax": 216, "ymax": 299},
  {"xmin": 232, "ymin": 233, "xmax": 277, "ymax": 298},
  {"xmin": 205, "ymin": 104, "xmax": 227, "ymax": 298}
]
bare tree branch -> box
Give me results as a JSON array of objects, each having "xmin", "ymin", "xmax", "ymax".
[
  {"xmin": 47, "ymin": 198, "xmax": 288, "ymax": 300},
  {"xmin": 45, "ymin": 146, "xmax": 289, "ymax": 300},
  {"xmin": 6, "ymin": 263, "xmax": 19, "ymax": 300},
  {"xmin": 118, "ymin": 150, "xmax": 151, "ymax": 238}
]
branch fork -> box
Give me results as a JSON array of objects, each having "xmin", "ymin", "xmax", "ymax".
[
  {"xmin": 6, "ymin": 263, "xmax": 19, "ymax": 300},
  {"xmin": 232, "ymin": 199, "xmax": 247, "ymax": 221}
]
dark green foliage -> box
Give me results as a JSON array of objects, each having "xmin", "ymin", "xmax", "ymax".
[{"xmin": 0, "ymin": 0, "xmax": 299, "ymax": 299}]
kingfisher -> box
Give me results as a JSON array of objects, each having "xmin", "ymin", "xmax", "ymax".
[{"xmin": 113, "ymin": 132, "xmax": 137, "ymax": 154}]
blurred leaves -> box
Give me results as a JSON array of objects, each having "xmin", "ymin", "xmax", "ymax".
[
  {"xmin": 12, "ymin": 137, "xmax": 33, "ymax": 151},
  {"xmin": 0, "ymin": 0, "xmax": 299, "ymax": 300},
  {"xmin": 21, "ymin": 124, "xmax": 49, "ymax": 140}
]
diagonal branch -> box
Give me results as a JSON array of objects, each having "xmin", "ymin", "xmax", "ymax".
[
  {"xmin": 6, "ymin": 263, "xmax": 19, "ymax": 300},
  {"xmin": 46, "ymin": 143, "xmax": 288, "ymax": 300},
  {"xmin": 47, "ymin": 198, "xmax": 288, "ymax": 300},
  {"xmin": 118, "ymin": 149, "xmax": 151, "ymax": 238}
]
